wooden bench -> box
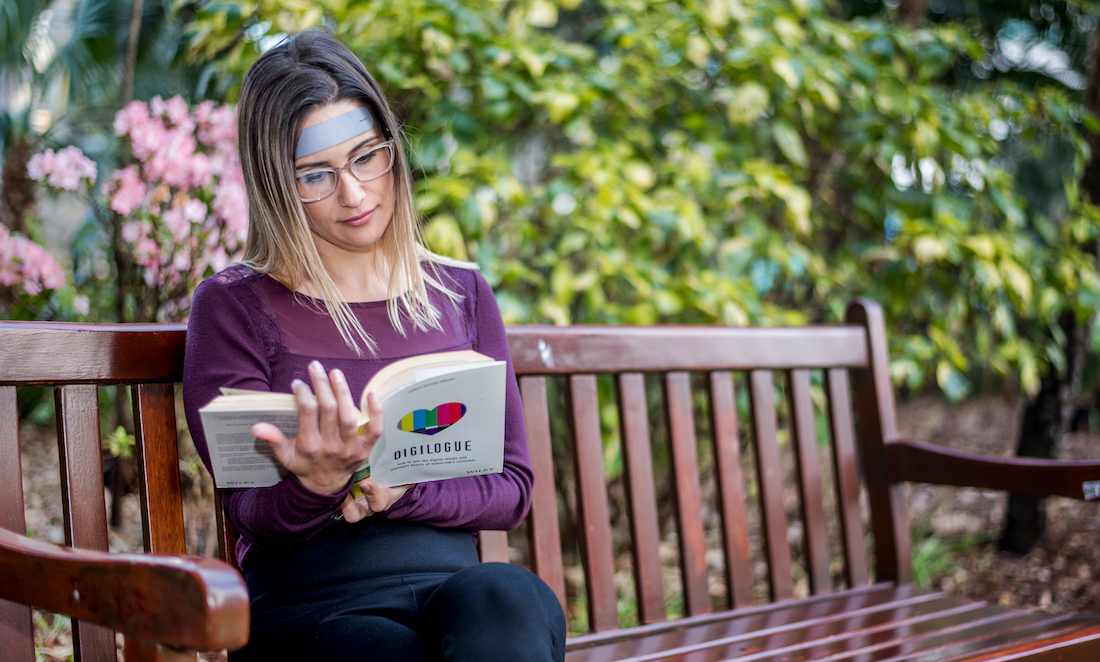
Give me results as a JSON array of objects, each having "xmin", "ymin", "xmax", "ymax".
[{"xmin": 3, "ymin": 299, "xmax": 1100, "ymax": 661}]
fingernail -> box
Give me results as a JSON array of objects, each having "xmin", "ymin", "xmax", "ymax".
[
  {"xmin": 291, "ymin": 379, "xmax": 305, "ymax": 389},
  {"xmin": 332, "ymin": 369, "xmax": 346, "ymax": 383},
  {"xmin": 310, "ymin": 360, "xmax": 324, "ymax": 373}
]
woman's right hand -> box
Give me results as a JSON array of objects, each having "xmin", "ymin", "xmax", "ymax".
[{"xmin": 251, "ymin": 360, "xmax": 384, "ymax": 495}]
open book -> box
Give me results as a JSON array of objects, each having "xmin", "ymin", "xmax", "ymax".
[{"xmin": 198, "ymin": 350, "xmax": 506, "ymax": 489}]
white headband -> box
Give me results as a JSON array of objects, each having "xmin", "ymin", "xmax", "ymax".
[{"xmin": 295, "ymin": 107, "xmax": 375, "ymax": 158}]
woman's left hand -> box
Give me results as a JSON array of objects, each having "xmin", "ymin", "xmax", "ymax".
[{"xmin": 339, "ymin": 479, "xmax": 413, "ymax": 523}]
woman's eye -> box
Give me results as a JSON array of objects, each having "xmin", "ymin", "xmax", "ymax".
[
  {"xmin": 299, "ymin": 171, "xmax": 330, "ymax": 185},
  {"xmin": 354, "ymin": 151, "xmax": 376, "ymax": 166}
]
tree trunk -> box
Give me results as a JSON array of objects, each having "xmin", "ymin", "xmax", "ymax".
[
  {"xmin": 120, "ymin": 0, "xmax": 144, "ymax": 105},
  {"xmin": 999, "ymin": 313, "xmax": 1090, "ymax": 553},
  {"xmin": 0, "ymin": 135, "xmax": 34, "ymax": 235},
  {"xmin": 998, "ymin": 25, "xmax": 1100, "ymax": 555},
  {"xmin": 898, "ymin": 0, "xmax": 928, "ymax": 25}
]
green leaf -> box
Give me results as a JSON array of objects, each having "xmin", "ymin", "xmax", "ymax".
[{"xmin": 771, "ymin": 121, "xmax": 809, "ymax": 168}]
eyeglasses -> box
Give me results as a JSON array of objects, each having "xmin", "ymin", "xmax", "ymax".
[{"xmin": 295, "ymin": 140, "xmax": 395, "ymax": 202}]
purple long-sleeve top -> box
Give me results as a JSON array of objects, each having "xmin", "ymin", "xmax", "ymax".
[{"xmin": 182, "ymin": 263, "xmax": 532, "ymax": 567}]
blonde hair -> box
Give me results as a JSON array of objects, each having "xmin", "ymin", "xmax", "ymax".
[{"xmin": 237, "ymin": 29, "xmax": 468, "ymax": 355}]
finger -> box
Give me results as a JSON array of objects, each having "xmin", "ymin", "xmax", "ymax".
[
  {"xmin": 361, "ymin": 479, "xmax": 412, "ymax": 514},
  {"xmin": 291, "ymin": 378, "xmax": 319, "ymax": 452},
  {"xmin": 339, "ymin": 493, "xmax": 371, "ymax": 523},
  {"xmin": 252, "ymin": 422, "xmax": 296, "ymax": 471},
  {"xmin": 363, "ymin": 391, "xmax": 384, "ymax": 445},
  {"xmin": 251, "ymin": 422, "xmax": 288, "ymax": 447},
  {"xmin": 308, "ymin": 361, "xmax": 340, "ymax": 444},
  {"xmin": 329, "ymin": 369, "xmax": 361, "ymax": 442}
]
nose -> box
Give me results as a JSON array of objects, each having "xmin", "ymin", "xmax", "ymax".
[{"xmin": 335, "ymin": 168, "xmax": 365, "ymax": 208}]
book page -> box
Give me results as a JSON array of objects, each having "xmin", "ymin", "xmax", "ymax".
[{"xmin": 200, "ymin": 408, "xmax": 298, "ymax": 488}]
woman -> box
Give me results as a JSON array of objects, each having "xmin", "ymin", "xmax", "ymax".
[{"xmin": 182, "ymin": 29, "xmax": 565, "ymax": 661}]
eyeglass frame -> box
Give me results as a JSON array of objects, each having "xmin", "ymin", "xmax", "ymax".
[{"xmin": 294, "ymin": 139, "xmax": 396, "ymax": 203}]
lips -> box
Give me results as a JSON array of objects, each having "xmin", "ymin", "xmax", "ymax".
[{"xmin": 341, "ymin": 208, "xmax": 374, "ymax": 227}]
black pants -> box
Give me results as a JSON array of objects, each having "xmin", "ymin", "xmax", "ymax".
[{"xmin": 231, "ymin": 519, "xmax": 566, "ymax": 661}]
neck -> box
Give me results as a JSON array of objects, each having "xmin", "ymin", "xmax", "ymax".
[{"xmin": 305, "ymin": 244, "xmax": 392, "ymax": 303}]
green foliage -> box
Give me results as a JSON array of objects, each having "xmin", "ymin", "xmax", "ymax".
[
  {"xmin": 178, "ymin": 0, "xmax": 1100, "ymax": 399},
  {"xmin": 103, "ymin": 424, "xmax": 136, "ymax": 459}
]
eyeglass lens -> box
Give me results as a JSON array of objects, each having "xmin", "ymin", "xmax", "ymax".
[{"xmin": 296, "ymin": 143, "xmax": 394, "ymax": 202}]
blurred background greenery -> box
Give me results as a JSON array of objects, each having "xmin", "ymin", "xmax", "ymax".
[{"xmin": 3, "ymin": 0, "xmax": 1100, "ymax": 552}]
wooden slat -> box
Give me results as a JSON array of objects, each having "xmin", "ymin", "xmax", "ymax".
[
  {"xmin": 748, "ymin": 370, "xmax": 795, "ymax": 601},
  {"xmin": 565, "ymin": 583, "xmax": 943, "ymax": 659},
  {"xmin": 846, "ymin": 299, "xmax": 910, "ymax": 584},
  {"xmin": 568, "ymin": 375, "xmax": 618, "ymax": 633},
  {"xmin": 663, "ymin": 372, "xmax": 711, "ymax": 617},
  {"xmin": 617, "ymin": 373, "xmax": 665, "ymax": 624},
  {"xmin": 132, "ymin": 384, "xmax": 186, "ymax": 554},
  {"xmin": 0, "ymin": 322, "xmax": 187, "ymax": 384},
  {"xmin": 55, "ymin": 384, "xmax": 115, "ymax": 662},
  {"xmin": 520, "ymin": 376, "xmax": 566, "ymax": 610},
  {"xmin": 787, "ymin": 369, "xmax": 831, "ymax": 595},
  {"xmin": 825, "ymin": 368, "xmax": 869, "ymax": 588},
  {"xmin": 708, "ymin": 371, "xmax": 754, "ymax": 609},
  {"xmin": 939, "ymin": 623, "xmax": 1100, "ymax": 662},
  {"xmin": 478, "ymin": 530, "xmax": 510, "ymax": 563},
  {"xmin": 582, "ymin": 603, "xmax": 1054, "ymax": 662},
  {"xmin": 0, "ymin": 385, "xmax": 35, "ymax": 660},
  {"xmin": 807, "ymin": 612, "xmax": 1078, "ymax": 662},
  {"xmin": 508, "ymin": 326, "xmax": 869, "ymax": 375},
  {"xmin": 213, "ymin": 491, "xmax": 239, "ymax": 571}
]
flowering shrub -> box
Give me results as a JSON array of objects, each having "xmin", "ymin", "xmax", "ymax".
[
  {"xmin": 0, "ymin": 224, "xmax": 68, "ymax": 296},
  {"xmin": 0, "ymin": 147, "xmax": 91, "ymax": 310},
  {"xmin": 28, "ymin": 96, "xmax": 248, "ymax": 321}
]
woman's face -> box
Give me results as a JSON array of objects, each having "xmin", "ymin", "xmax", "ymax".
[{"xmin": 293, "ymin": 99, "xmax": 396, "ymax": 261}]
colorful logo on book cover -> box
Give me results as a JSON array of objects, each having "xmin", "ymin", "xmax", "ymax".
[{"xmin": 397, "ymin": 403, "xmax": 467, "ymax": 436}]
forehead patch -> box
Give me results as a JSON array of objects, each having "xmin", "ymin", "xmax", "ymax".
[{"xmin": 295, "ymin": 106, "xmax": 375, "ymax": 159}]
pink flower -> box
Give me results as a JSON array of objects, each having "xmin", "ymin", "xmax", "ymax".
[
  {"xmin": 181, "ymin": 197, "xmax": 209, "ymax": 225},
  {"xmin": 73, "ymin": 295, "xmax": 90, "ymax": 315},
  {"xmin": 27, "ymin": 146, "xmax": 97, "ymax": 191},
  {"xmin": 0, "ymin": 227, "xmax": 68, "ymax": 295},
  {"xmin": 128, "ymin": 117, "xmax": 168, "ymax": 162},
  {"xmin": 187, "ymin": 152, "xmax": 214, "ymax": 188},
  {"xmin": 165, "ymin": 96, "xmax": 193, "ymax": 129},
  {"xmin": 27, "ymin": 152, "xmax": 49, "ymax": 180},
  {"xmin": 121, "ymin": 221, "xmax": 144, "ymax": 244},
  {"xmin": 114, "ymin": 100, "xmax": 151, "ymax": 137},
  {"xmin": 106, "ymin": 166, "xmax": 146, "ymax": 215},
  {"xmin": 162, "ymin": 207, "xmax": 191, "ymax": 242}
]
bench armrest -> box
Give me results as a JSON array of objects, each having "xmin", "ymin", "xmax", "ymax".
[
  {"xmin": 886, "ymin": 439, "xmax": 1100, "ymax": 500},
  {"xmin": 0, "ymin": 527, "xmax": 249, "ymax": 651}
]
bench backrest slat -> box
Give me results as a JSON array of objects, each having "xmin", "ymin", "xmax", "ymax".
[
  {"xmin": 0, "ymin": 385, "xmax": 35, "ymax": 659},
  {"xmin": 665, "ymin": 372, "xmax": 711, "ymax": 617},
  {"xmin": 617, "ymin": 373, "xmax": 666, "ymax": 624},
  {"xmin": 788, "ymin": 368, "xmax": 831, "ymax": 595},
  {"xmin": 132, "ymin": 384, "xmax": 187, "ymax": 555},
  {"xmin": 56, "ymin": 385, "xmax": 118, "ymax": 661},
  {"xmin": 708, "ymin": 371, "xmax": 754, "ymax": 609},
  {"xmin": 747, "ymin": 369, "xmax": 796, "ymax": 602},
  {"xmin": 568, "ymin": 374, "xmax": 619, "ymax": 633},
  {"xmin": 520, "ymin": 376, "xmax": 567, "ymax": 608},
  {"xmin": 508, "ymin": 326, "xmax": 870, "ymax": 373},
  {"xmin": 826, "ymin": 368, "xmax": 870, "ymax": 588}
]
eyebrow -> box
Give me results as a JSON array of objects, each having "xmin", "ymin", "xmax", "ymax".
[{"xmin": 294, "ymin": 135, "xmax": 385, "ymax": 171}]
